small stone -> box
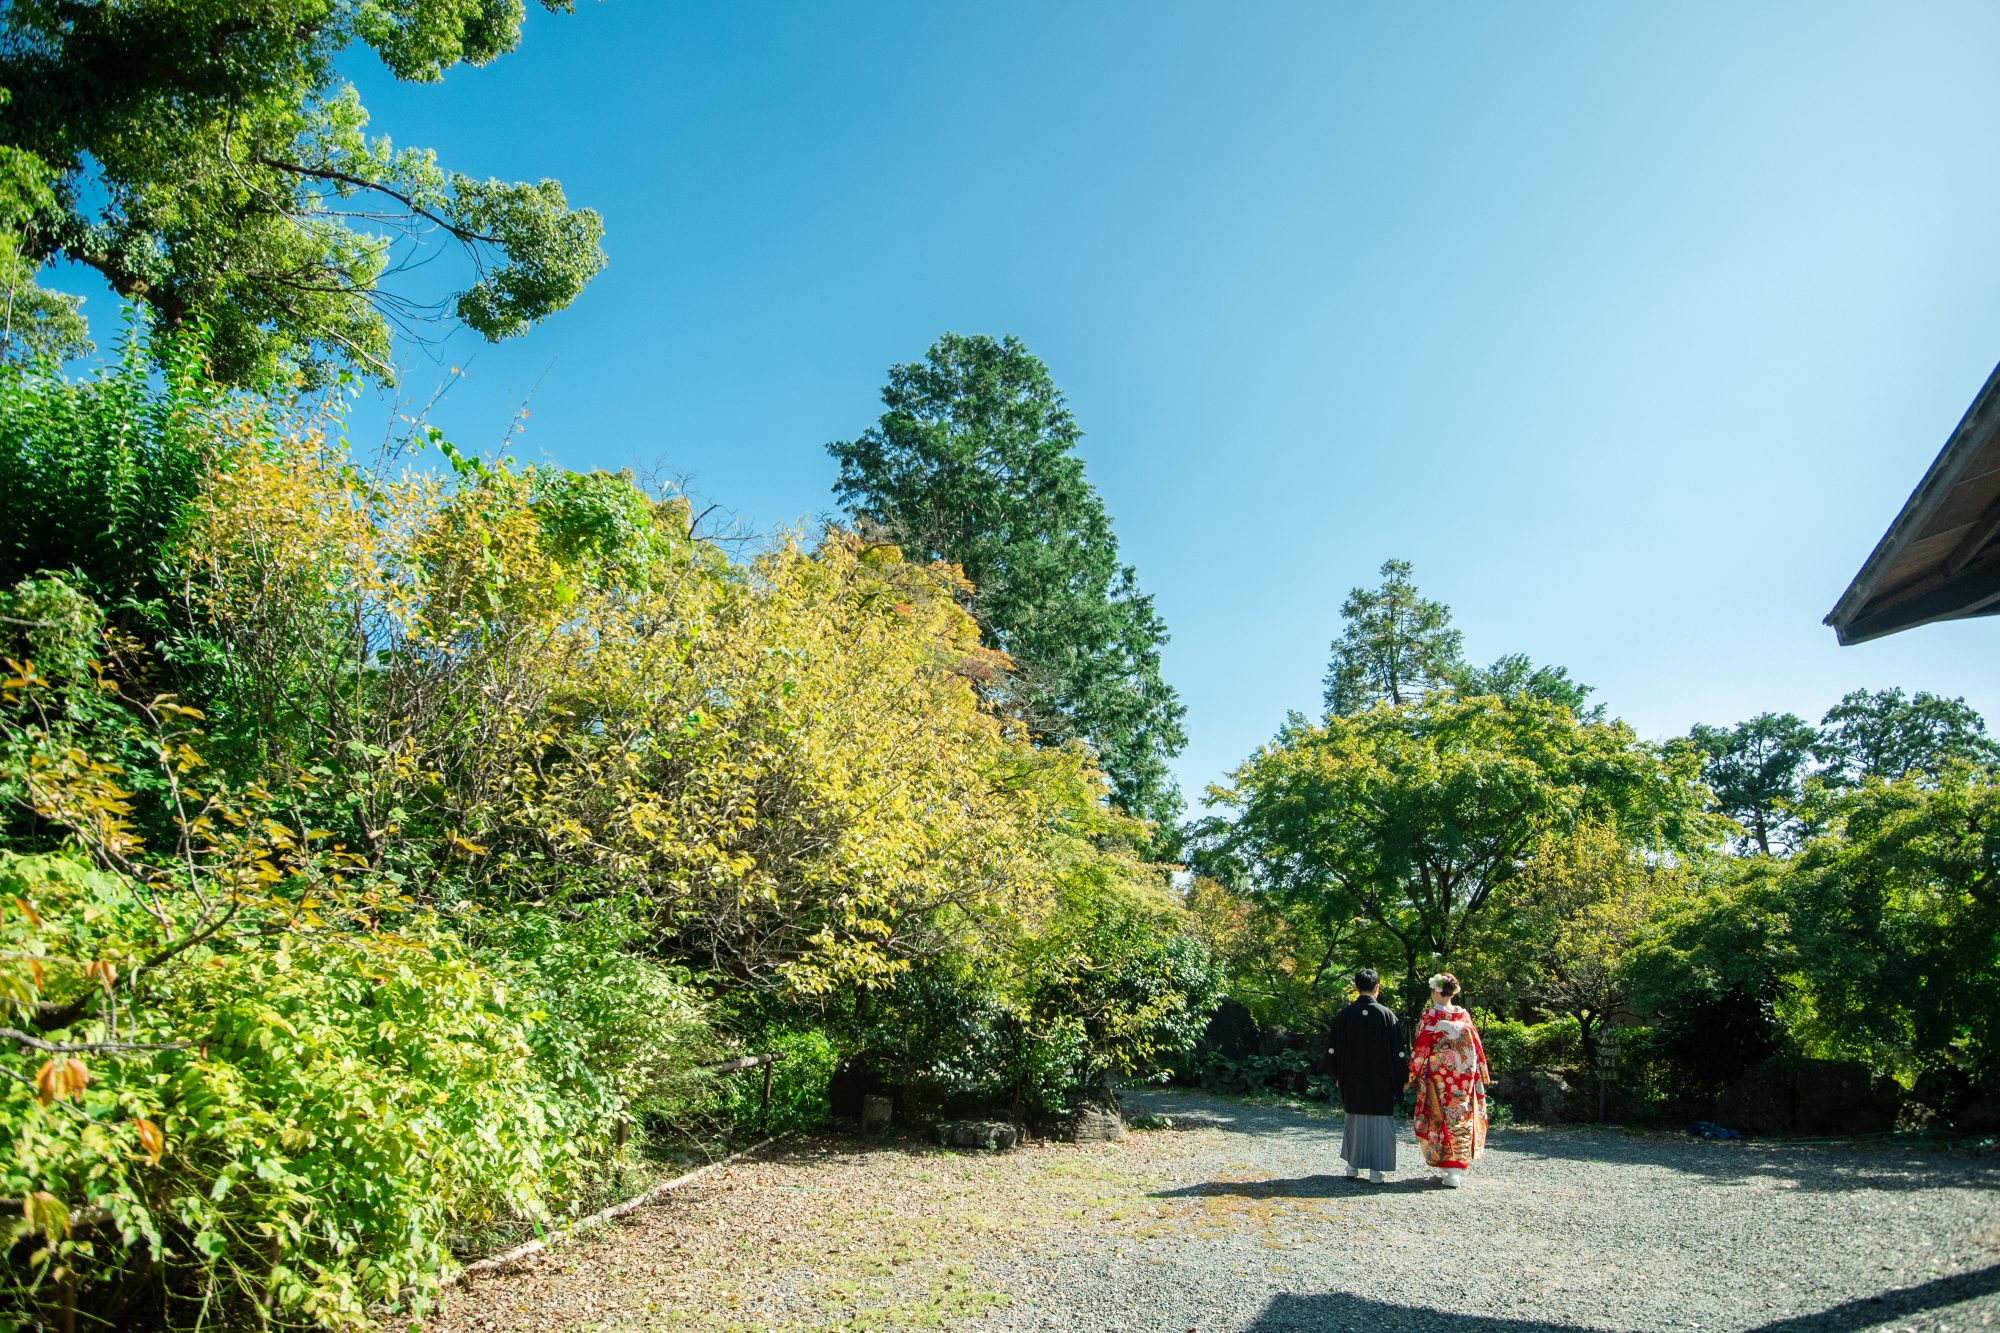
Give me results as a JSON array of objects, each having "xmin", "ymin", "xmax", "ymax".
[{"xmin": 937, "ymin": 1119, "xmax": 1022, "ymax": 1150}]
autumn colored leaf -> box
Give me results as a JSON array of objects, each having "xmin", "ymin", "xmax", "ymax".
[
  {"xmin": 134, "ymin": 1117, "xmax": 165, "ymax": 1166},
  {"xmin": 33, "ymin": 1057, "xmax": 88, "ymax": 1106}
]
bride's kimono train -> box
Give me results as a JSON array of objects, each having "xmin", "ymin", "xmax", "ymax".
[{"xmin": 1409, "ymin": 1002, "xmax": 1490, "ymax": 1171}]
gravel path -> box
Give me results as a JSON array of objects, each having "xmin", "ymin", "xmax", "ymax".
[
  {"xmin": 973, "ymin": 1088, "xmax": 2000, "ymax": 1333},
  {"xmin": 430, "ymin": 1089, "xmax": 2000, "ymax": 1332}
]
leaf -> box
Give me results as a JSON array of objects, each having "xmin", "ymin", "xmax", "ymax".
[
  {"xmin": 134, "ymin": 1117, "xmax": 165, "ymax": 1166},
  {"xmin": 22, "ymin": 1191, "xmax": 69, "ymax": 1240},
  {"xmin": 446, "ymin": 829, "xmax": 488, "ymax": 856},
  {"xmin": 33, "ymin": 1057, "xmax": 88, "ymax": 1106}
]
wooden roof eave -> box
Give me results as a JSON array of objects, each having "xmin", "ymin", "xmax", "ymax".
[{"xmin": 1827, "ymin": 361, "xmax": 2000, "ymax": 645}]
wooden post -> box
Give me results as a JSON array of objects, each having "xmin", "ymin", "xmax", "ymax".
[
  {"xmin": 761, "ymin": 1060, "xmax": 775, "ymax": 1130},
  {"xmin": 1595, "ymin": 1033, "xmax": 1620, "ymax": 1122}
]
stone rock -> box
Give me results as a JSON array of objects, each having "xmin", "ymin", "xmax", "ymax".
[
  {"xmin": 1065, "ymin": 1104, "xmax": 1127, "ymax": 1143},
  {"xmin": 1530, "ymin": 1069, "xmax": 1579, "ymax": 1121},
  {"xmin": 936, "ymin": 1119, "xmax": 1021, "ymax": 1150},
  {"xmin": 1492, "ymin": 1068, "xmax": 1577, "ymax": 1122},
  {"xmin": 1258, "ymin": 1023, "xmax": 1294, "ymax": 1058}
]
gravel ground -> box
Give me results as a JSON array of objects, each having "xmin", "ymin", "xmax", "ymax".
[
  {"xmin": 428, "ymin": 1089, "xmax": 2000, "ymax": 1333},
  {"xmin": 973, "ymin": 1088, "xmax": 2000, "ymax": 1333}
]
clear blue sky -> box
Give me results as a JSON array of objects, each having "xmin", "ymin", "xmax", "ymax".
[{"xmin": 83, "ymin": 3, "xmax": 2000, "ymax": 802}]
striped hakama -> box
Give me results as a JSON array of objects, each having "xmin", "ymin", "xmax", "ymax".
[{"xmin": 1340, "ymin": 1111, "xmax": 1397, "ymax": 1171}]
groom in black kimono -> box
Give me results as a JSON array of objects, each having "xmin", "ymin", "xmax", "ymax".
[{"xmin": 1328, "ymin": 968, "xmax": 1404, "ymax": 1182}]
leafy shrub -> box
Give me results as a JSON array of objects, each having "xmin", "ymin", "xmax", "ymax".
[
  {"xmin": 0, "ymin": 323, "xmax": 219, "ymax": 607},
  {"xmin": 488, "ymin": 900, "xmax": 715, "ymax": 1129},
  {"xmin": 1194, "ymin": 1047, "xmax": 1313, "ymax": 1096},
  {"xmin": 1, "ymin": 852, "xmax": 602, "ymax": 1331},
  {"xmin": 1477, "ymin": 1016, "xmax": 1583, "ymax": 1074},
  {"xmin": 865, "ymin": 965, "xmax": 1055, "ymax": 1121},
  {"xmin": 720, "ymin": 1027, "xmax": 839, "ymax": 1135},
  {"xmin": 1038, "ymin": 924, "xmax": 1225, "ymax": 1087}
]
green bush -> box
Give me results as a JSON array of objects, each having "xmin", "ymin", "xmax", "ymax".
[
  {"xmin": 721, "ymin": 1027, "xmax": 838, "ymax": 1135},
  {"xmin": 0, "ymin": 325, "xmax": 217, "ymax": 607},
  {"xmin": 866, "ymin": 965, "xmax": 1069, "ymax": 1121},
  {"xmin": 1192, "ymin": 1047, "xmax": 1312, "ymax": 1096},
  {"xmin": 489, "ymin": 900, "xmax": 715, "ymax": 1130},
  {"xmin": 1477, "ymin": 1016, "xmax": 1582, "ymax": 1074},
  {"xmin": 1, "ymin": 852, "xmax": 606, "ymax": 1331}
]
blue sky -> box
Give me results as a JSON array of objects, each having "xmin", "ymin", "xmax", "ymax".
[{"xmin": 62, "ymin": 2, "xmax": 2000, "ymax": 802}]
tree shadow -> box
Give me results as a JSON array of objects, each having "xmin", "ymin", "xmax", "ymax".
[
  {"xmin": 1490, "ymin": 1125, "xmax": 2000, "ymax": 1195},
  {"xmin": 1125, "ymin": 1088, "xmax": 2000, "ymax": 1195},
  {"xmin": 1122, "ymin": 1089, "xmax": 1348, "ymax": 1136},
  {"xmin": 1244, "ymin": 1265, "xmax": 2000, "ymax": 1333},
  {"xmin": 1153, "ymin": 1173, "xmax": 1436, "ymax": 1200}
]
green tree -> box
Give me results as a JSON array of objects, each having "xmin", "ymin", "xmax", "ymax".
[
  {"xmin": 0, "ymin": 0, "xmax": 605, "ymax": 385},
  {"xmin": 1626, "ymin": 766, "xmax": 2000, "ymax": 1100},
  {"xmin": 1321, "ymin": 558, "xmax": 1463, "ymax": 716},
  {"xmin": 1780, "ymin": 766, "xmax": 2000, "ymax": 1083},
  {"xmin": 828, "ymin": 332, "xmax": 1187, "ymax": 836},
  {"xmin": 1512, "ymin": 818, "xmax": 1688, "ymax": 1068},
  {"xmin": 1455, "ymin": 651, "xmax": 1602, "ymax": 720},
  {"xmin": 1688, "ymin": 711, "xmax": 1817, "ymax": 855},
  {"xmin": 0, "ymin": 117, "xmax": 87, "ymax": 362},
  {"xmin": 1218, "ymin": 693, "xmax": 1718, "ymax": 1012},
  {"xmin": 1812, "ymin": 688, "xmax": 1999, "ymax": 785}
]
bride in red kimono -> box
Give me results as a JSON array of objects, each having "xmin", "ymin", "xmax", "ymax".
[{"xmin": 1406, "ymin": 972, "xmax": 1490, "ymax": 1188}]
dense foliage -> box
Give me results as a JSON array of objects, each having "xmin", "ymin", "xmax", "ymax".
[
  {"xmin": 1215, "ymin": 693, "xmax": 1716, "ymax": 1013},
  {"xmin": 0, "ymin": 0, "xmax": 605, "ymax": 384},
  {"xmin": 0, "ymin": 333, "xmax": 1219, "ymax": 1330},
  {"xmin": 829, "ymin": 333, "xmax": 1188, "ymax": 840},
  {"xmin": 1195, "ymin": 560, "xmax": 2000, "ymax": 1131}
]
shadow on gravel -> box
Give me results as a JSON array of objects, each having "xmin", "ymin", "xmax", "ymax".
[
  {"xmin": 1750, "ymin": 1263, "xmax": 2000, "ymax": 1331},
  {"xmin": 1154, "ymin": 1173, "xmax": 1436, "ymax": 1200},
  {"xmin": 1494, "ymin": 1127, "xmax": 2000, "ymax": 1194},
  {"xmin": 1244, "ymin": 1265, "xmax": 2000, "ymax": 1333},
  {"xmin": 1122, "ymin": 1091, "xmax": 1341, "ymax": 1137}
]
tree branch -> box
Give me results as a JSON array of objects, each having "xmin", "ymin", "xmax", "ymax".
[
  {"xmin": 2, "ymin": 1027, "xmax": 193, "ymax": 1054},
  {"xmin": 252, "ymin": 156, "xmax": 501, "ymax": 246}
]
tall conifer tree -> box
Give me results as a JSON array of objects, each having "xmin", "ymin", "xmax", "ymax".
[{"xmin": 830, "ymin": 333, "xmax": 1187, "ymax": 839}]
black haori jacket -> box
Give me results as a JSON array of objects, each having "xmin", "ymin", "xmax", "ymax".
[{"xmin": 1329, "ymin": 994, "xmax": 1406, "ymax": 1116}]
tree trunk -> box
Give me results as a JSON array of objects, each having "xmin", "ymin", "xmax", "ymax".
[{"xmin": 1399, "ymin": 948, "xmax": 1425, "ymax": 1020}]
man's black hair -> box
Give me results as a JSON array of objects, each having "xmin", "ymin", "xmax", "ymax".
[{"xmin": 1354, "ymin": 968, "xmax": 1380, "ymax": 993}]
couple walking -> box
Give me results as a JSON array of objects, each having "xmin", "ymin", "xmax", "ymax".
[{"xmin": 1328, "ymin": 968, "xmax": 1490, "ymax": 1188}]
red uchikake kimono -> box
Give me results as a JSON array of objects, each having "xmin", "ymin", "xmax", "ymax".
[{"xmin": 1408, "ymin": 1004, "xmax": 1491, "ymax": 1170}]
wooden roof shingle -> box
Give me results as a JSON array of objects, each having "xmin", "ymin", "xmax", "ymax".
[{"xmin": 1826, "ymin": 363, "xmax": 2000, "ymax": 645}]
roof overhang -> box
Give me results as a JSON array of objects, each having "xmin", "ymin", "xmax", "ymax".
[{"xmin": 1826, "ymin": 362, "xmax": 2000, "ymax": 645}]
